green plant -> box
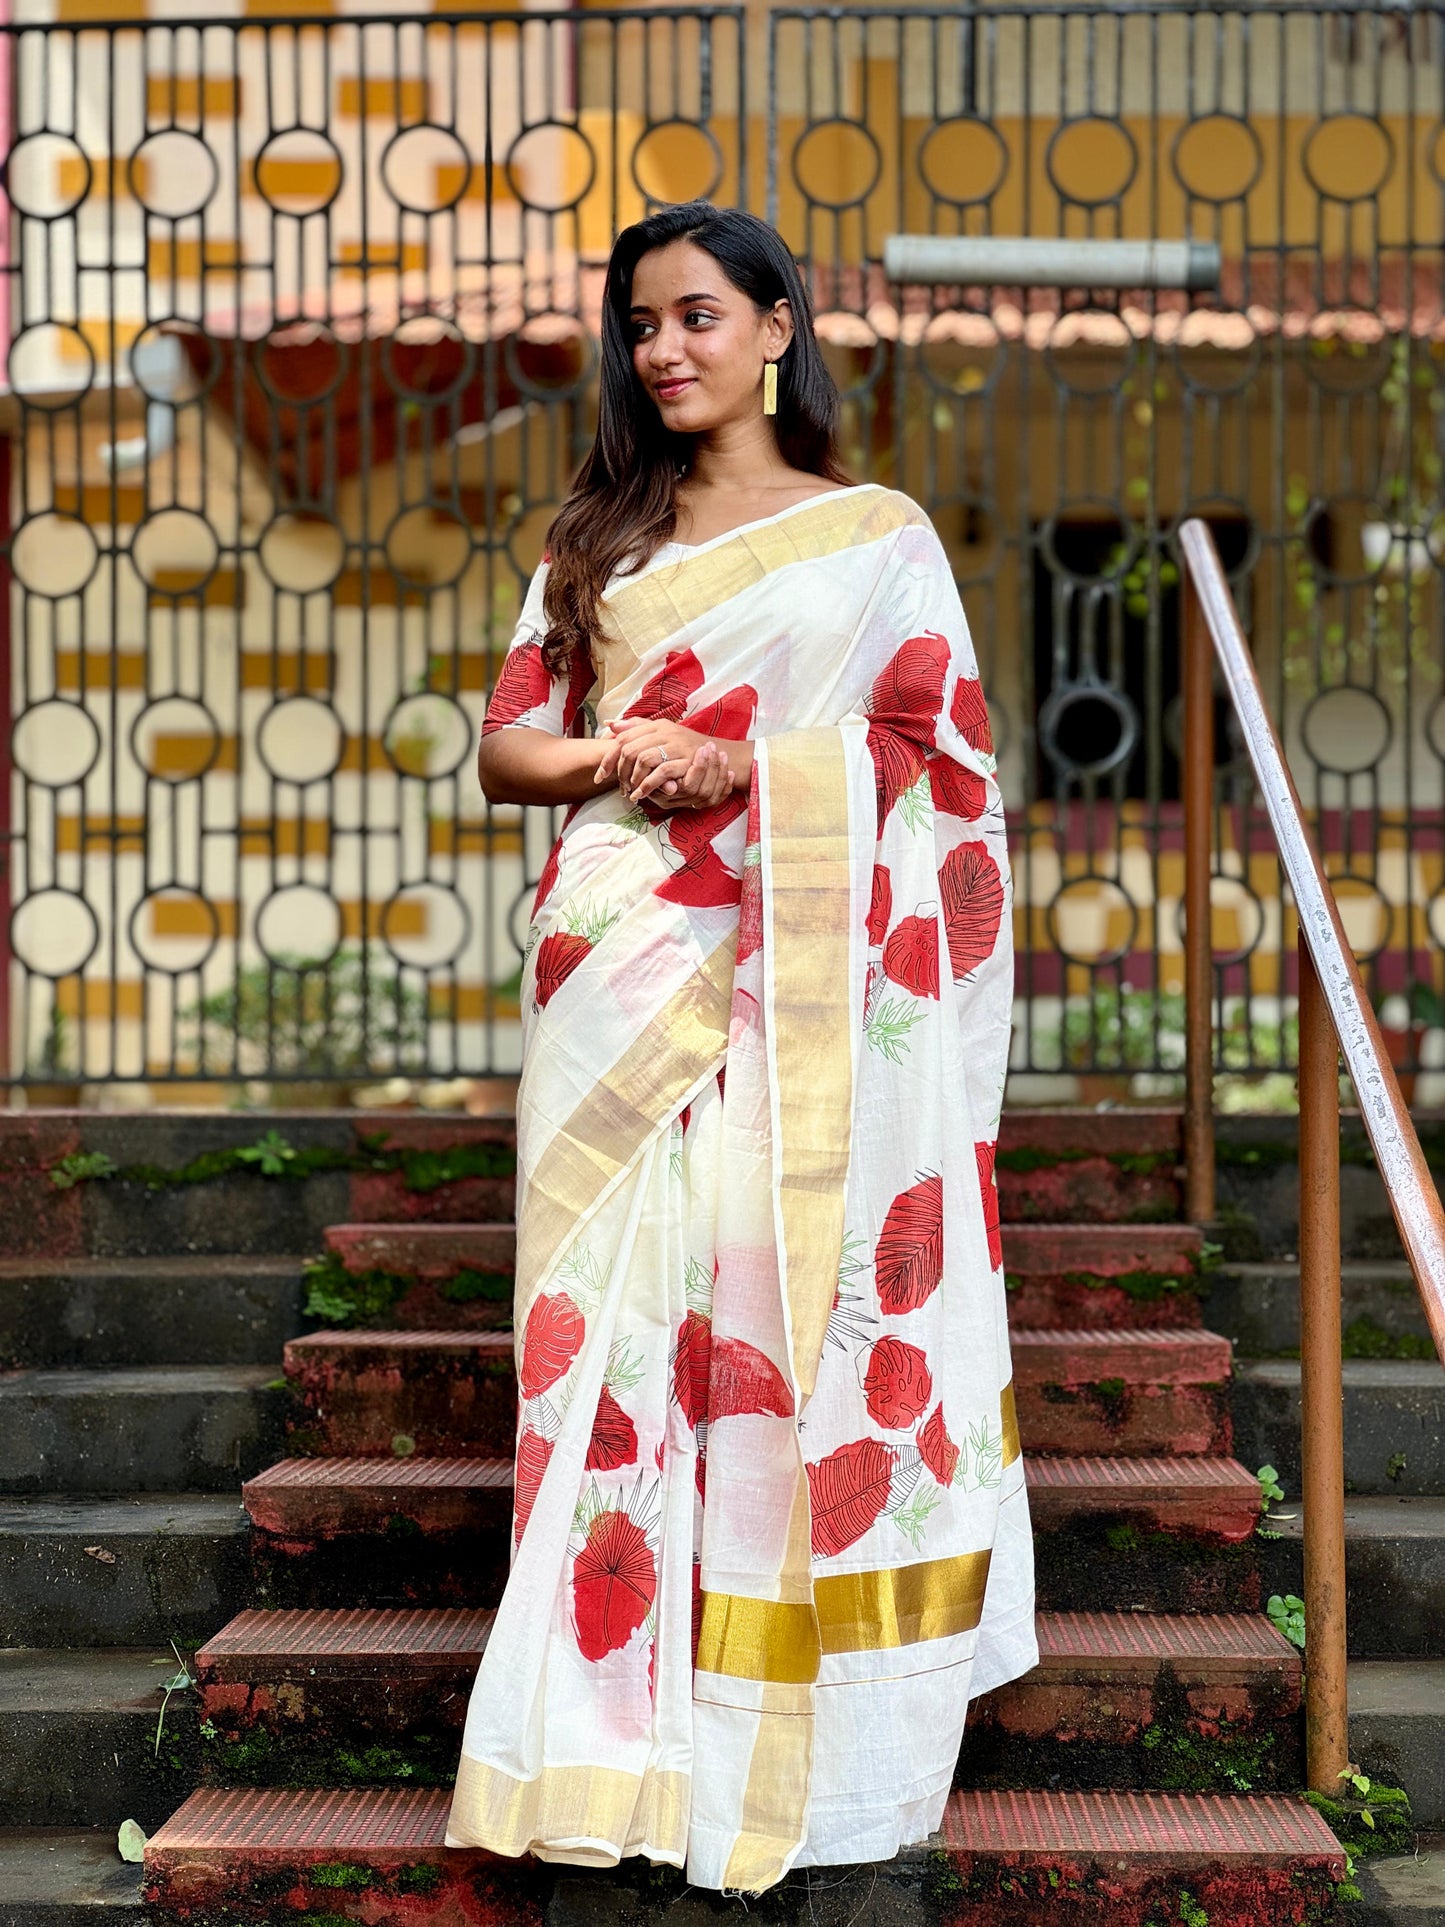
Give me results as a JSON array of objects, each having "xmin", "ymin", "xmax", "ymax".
[
  {"xmin": 153, "ymin": 1640, "xmax": 195, "ymax": 1758},
  {"xmin": 177, "ymin": 942, "xmax": 428, "ymax": 1077},
  {"xmin": 1266, "ymin": 1592, "xmax": 1305, "ymax": 1650},
  {"xmin": 1255, "ymin": 1463, "xmax": 1285, "ymax": 1540},
  {"xmin": 48, "ymin": 1150, "xmax": 117, "ymax": 1190},
  {"xmin": 235, "ymin": 1130, "xmax": 298, "ymax": 1176},
  {"xmin": 1387, "ymin": 1451, "xmax": 1408, "ymax": 1482}
]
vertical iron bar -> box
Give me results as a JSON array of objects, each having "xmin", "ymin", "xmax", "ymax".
[
  {"xmin": 1297, "ymin": 935, "xmax": 1349, "ymax": 1794},
  {"xmin": 1182, "ymin": 568, "xmax": 1215, "ymax": 1224}
]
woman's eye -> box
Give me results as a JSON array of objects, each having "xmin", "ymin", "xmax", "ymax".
[
  {"xmin": 632, "ymin": 322, "xmax": 655, "ymax": 341},
  {"xmin": 685, "ymin": 309, "xmax": 714, "ymax": 327}
]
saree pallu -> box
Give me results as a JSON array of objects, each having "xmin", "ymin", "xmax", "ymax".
[{"xmin": 446, "ymin": 482, "xmax": 1036, "ymax": 1890}]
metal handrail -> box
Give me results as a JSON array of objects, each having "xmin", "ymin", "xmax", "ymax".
[{"xmin": 1178, "ymin": 517, "xmax": 1445, "ymax": 1794}]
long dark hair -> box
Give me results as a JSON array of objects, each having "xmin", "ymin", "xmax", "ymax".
[{"xmin": 538, "ymin": 202, "xmax": 847, "ymax": 675}]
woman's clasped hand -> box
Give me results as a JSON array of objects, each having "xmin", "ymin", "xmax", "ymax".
[{"xmin": 594, "ymin": 716, "xmax": 738, "ymax": 808}]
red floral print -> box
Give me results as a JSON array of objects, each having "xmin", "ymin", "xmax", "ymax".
[
  {"xmin": 685, "ymin": 684, "xmax": 758, "ymax": 743},
  {"xmin": 875, "ymin": 1172, "xmax": 945, "ymax": 1313},
  {"xmin": 709, "ymin": 1335, "xmax": 795, "ymax": 1421},
  {"xmin": 482, "ymin": 642, "xmax": 553, "ymax": 734},
  {"xmin": 950, "ymin": 674, "xmax": 994, "ymax": 758},
  {"xmin": 533, "ymin": 930, "xmax": 592, "ymax": 1007},
  {"xmin": 975, "ymin": 1138, "xmax": 1003, "ymax": 1271},
  {"xmin": 672, "ymin": 1310, "xmax": 712, "ymax": 1429},
  {"xmin": 865, "ymin": 727, "xmax": 926, "ymax": 829},
  {"xmin": 626, "ymin": 648, "xmax": 706, "ymax": 722},
  {"xmin": 513, "ymin": 1427, "xmax": 554, "ymax": 1543},
  {"xmin": 867, "ymin": 865, "xmax": 892, "ymax": 947},
  {"xmin": 586, "ymin": 1385, "xmax": 639, "ymax": 1471},
  {"xmin": 940, "ymin": 840, "xmax": 1005, "ymax": 981},
  {"xmin": 919, "ymin": 1403, "xmax": 960, "ymax": 1486},
  {"xmin": 572, "ymin": 1507, "xmax": 657, "ymax": 1660},
  {"xmin": 655, "ymin": 794, "xmax": 748, "ymax": 909},
  {"xmin": 862, "ymin": 1336, "xmax": 934, "ymax": 1429},
  {"xmin": 519, "ymin": 1292, "xmax": 585, "ymax": 1399},
  {"xmin": 868, "ymin": 633, "xmax": 951, "ymax": 746},
  {"xmin": 929, "ymin": 754, "xmax": 987, "ymax": 821},
  {"xmin": 532, "ymin": 836, "xmax": 564, "ymax": 922},
  {"xmin": 808, "ymin": 1438, "xmax": 895, "ymax": 1558},
  {"xmin": 562, "ymin": 647, "xmax": 595, "ymax": 736},
  {"xmin": 882, "ymin": 912, "xmax": 940, "ymax": 999},
  {"xmin": 737, "ymin": 854, "xmax": 763, "ymax": 963}
]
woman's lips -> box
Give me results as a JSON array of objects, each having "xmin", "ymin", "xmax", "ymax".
[{"xmin": 655, "ymin": 378, "xmax": 695, "ymax": 400}]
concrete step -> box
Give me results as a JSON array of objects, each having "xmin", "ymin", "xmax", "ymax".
[
  {"xmin": 1028, "ymin": 1455, "xmax": 1264, "ymax": 1613},
  {"xmin": 1233, "ymin": 1358, "xmax": 1445, "ymax": 1496},
  {"xmin": 141, "ymin": 1784, "xmax": 1342, "ymax": 1925},
  {"xmin": 309, "ymin": 1220, "xmax": 1207, "ymax": 1335},
  {"xmin": 1011, "ymin": 1328, "xmax": 1233, "ymax": 1456},
  {"xmin": 283, "ymin": 1331, "xmax": 516, "ymax": 1459},
  {"xmin": 0, "ymin": 1649, "xmax": 199, "ymax": 1831},
  {"xmin": 1203, "ymin": 1261, "xmax": 1434, "ymax": 1360},
  {"xmin": 0, "ymin": 1368, "xmax": 287, "ymax": 1495},
  {"xmin": 0, "ymin": 1494, "xmax": 248, "ymax": 1649},
  {"xmin": 1003, "ymin": 1223, "xmax": 1205, "ymax": 1330},
  {"xmin": 1351, "ymin": 1832, "xmax": 1445, "ymax": 1921},
  {"xmin": 962, "ymin": 1609, "xmax": 1301, "ymax": 1790},
  {"xmin": 0, "ymin": 1257, "xmax": 306, "ymax": 1368},
  {"xmin": 0, "ymin": 1113, "xmax": 516, "ymax": 1261},
  {"xmin": 243, "ymin": 1457, "xmax": 513, "ymax": 1609},
  {"xmin": 995, "ymin": 1108, "xmax": 1182, "ymax": 1225},
  {"xmin": 194, "ymin": 1606, "xmax": 489, "ymax": 1785},
  {"xmin": 1259, "ymin": 1495, "xmax": 1445, "ymax": 1659},
  {"xmin": 1350, "ymin": 1660, "xmax": 1445, "ymax": 1829},
  {"xmin": 0, "ymin": 1828, "xmax": 143, "ymax": 1926}
]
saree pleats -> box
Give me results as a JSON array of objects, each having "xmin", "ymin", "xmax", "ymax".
[{"xmin": 448, "ymin": 484, "xmax": 1036, "ymax": 1886}]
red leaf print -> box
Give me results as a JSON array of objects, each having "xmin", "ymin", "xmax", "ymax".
[
  {"xmin": 950, "ymin": 675, "xmax": 994, "ymax": 758},
  {"xmin": 929, "ymin": 755, "xmax": 987, "ymax": 822},
  {"xmin": 709, "ymin": 1335, "xmax": 795, "ymax": 1420},
  {"xmin": 626, "ymin": 649, "xmax": 706, "ymax": 722},
  {"xmin": 919, "ymin": 1404, "xmax": 960, "ymax": 1487},
  {"xmin": 655, "ymin": 795, "xmax": 747, "ymax": 909},
  {"xmin": 975, "ymin": 1139, "xmax": 1003, "ymax": 1272},
  {"xmin": 808, "ymin": 1438, "xmax": 895, "ymax": 1558},
  {"xmin": 672, "ymin": 1310, "xmax": 712, "ymax": 1429},
  {"xmin": 519, "ymin": 1292, "xmax": 585, "ymax": 1399},
  {"xmin": 533, "ymin": 931, "xmax": 592, "ymax": 1008},
  {"xmin": 875, "ymin": 1173, "xmax": 944, "ymax": 1313},
  {"xmin": 679, "ymin": 1103, "xmax": 693, "ymax": 1136},
  {"xmin": 684, "ymin": 683, "xmax": 758, "ymax": 743},
  {"xmin": 940, "ymin": 841, "xmax": 1005, "ymax": 981},
  {"xmin": 514, "ymin": 1427, "xmax": 554, "ymax": 1544},
  {"xmin": 737, "ymin": 856, "xmax": 763, "ymax": 964},
  {"xmin": 868, "ymin": 633, "xmax": 951, "ymax": 743},
  {"xmin": 867, "ymin": 865, "xmax": 892, "ymax": 947},
  {"xmin": 862, "ymin": 1336, "xmax": 934, "ymax": 1429},
  {"xmin": 532, "ymin": 838, "xmax": 563, "ymax": 922},
  {"xmin": 882, "ymin": 913, "xmax": 940, "ymax": 1000},
  {"xmin": 572, "ymin": 1507, "xmax": 657, "ymax": 1660},
  {"xmin": 482, "ymin": 642, "xmax": 554, "ymax": 734},
  {"xmin": 562, "ymin": 647, "xmax": 596, "ymax": 736},
  {"xmin": 866, "ymin": 724, "xmax": 926, "ymax": 828},
  {"xmin": 586, "ymin": 1385, "xmax": 638, "ymax": 1471}
]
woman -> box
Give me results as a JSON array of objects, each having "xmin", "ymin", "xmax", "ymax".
[{"xmin": 445, "ymin": 202, "xmax": 1035, "ymax": 1891}]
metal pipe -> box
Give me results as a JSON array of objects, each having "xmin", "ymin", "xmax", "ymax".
[
  {"xmin": 882, "ymin": 235, "xmax": 1222, "ymax": 291},
  {"xmin": 1297, "ymin": 936, "xmax": 1349, "ymax": 1792},
  {"xmin": 1181, "ymin": 572, "xmax": 1216, "ymax": 1225}
]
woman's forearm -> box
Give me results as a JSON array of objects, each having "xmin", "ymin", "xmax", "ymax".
[{"xmin": 478, "ymin": 732, "xmax": 616, "ymax": 807}]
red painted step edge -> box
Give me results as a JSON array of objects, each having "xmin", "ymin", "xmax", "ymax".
[
  {"xmin": 1011, "ymin": 1328, "xmax": 1230, "ymax": 1388},
  {"xmin": 1025, "ymin": 1456, "xmax": 1262, "ymax": 1543},
  {"xmin": 243, "ymin": 1456, "xmax": 514, "ymax": 1540},
  {"xmin": 325, "ymin": 1222, "xmax": 515, "ymax": 1279}
]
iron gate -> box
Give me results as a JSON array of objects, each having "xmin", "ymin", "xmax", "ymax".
[{"xmin": 3, "ymin": 2, "xmax": 1443, "ymax": 1089}]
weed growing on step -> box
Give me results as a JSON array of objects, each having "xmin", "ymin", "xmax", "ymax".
[
  {"xmin": 1256, "ymin": 1464, "xmax": 1285, "ymax": 1540},
  {"xmin": 1302, "ymin": 1775, "xmax": 1413, "ymax": 1858},
  {"xmin": 301, "ymin": 1250, "xmax": 512, "ymax": 1328},
  {"xmin": 1140, "ymin": 1710, "xmax": 1278, "ymax": 1794},
  {"xmin": 1061, "ymin": 1267, "xmax": 1204, "ymax": 1303},
  {"xmin": 1341, "ymin": 1315, "xmax": 1435, "ymax": 1361},
  {"xmin": 45, "ymin": 1130, "xmax": 516, "ymax": 1193},
  {"xmin": 1266, "ymin": 1593, "xmax": 1306, "ymax": 1650}
]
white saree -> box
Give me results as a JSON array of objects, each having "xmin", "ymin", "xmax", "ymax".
[{"xmin": 446, "ymin": 481, "xmax": 1036, "ymax": 1889}]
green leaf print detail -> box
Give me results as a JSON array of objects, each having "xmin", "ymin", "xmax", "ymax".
[
  {"xmin": 892, "ymin": 1483, "xmax": 942, "ymax": 1550},
  {"xmin": 865, "ymin": 994, "xmax": 926, "ymax": 1064},
  {"xmin": 565, "ymin": 898, "xmax": 623, "ymax": 946},
  {"xmin": 837, "ymin": 1230, "xmax": 867, "ymax": 1284},
  {"xmin": 617, "ymin": 804, "xmax": 652, "ymax": 837},
  {"xmin": 684, "ymin": 1255, "xmax": 715, "ymax": 1316},
  {"xmin": 958, "ymin": 1418, "xmax": 1003, "ymax": 1492},
  {"xmin": 605, "ymin": 1336, "xmax": 647, "ymax": 1395},
  {"xmin": 896, "ymin": 769, "xmax": 933, "ymax": 834},
  {"xmin": 557, "ymin": 1242, "xmax": 611, "ymax": 1314},
  {"xmin": 572, "ymin": 1481, "xmax": 607, "ymax": 1538}
]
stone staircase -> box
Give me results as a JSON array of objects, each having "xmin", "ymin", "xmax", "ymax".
[{"xmin": 2, "ymin": 1107, "xmax": 1442, "ymax": 1923}]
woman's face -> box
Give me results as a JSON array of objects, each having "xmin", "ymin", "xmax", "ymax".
[{"xmin": 628, "ymin": 238, "xmax": 792, "ymax": 436}]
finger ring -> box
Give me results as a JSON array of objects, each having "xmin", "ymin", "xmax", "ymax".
[{"xmin": 653, "ymin": 746, "xmax": 666, "ymax": 765}]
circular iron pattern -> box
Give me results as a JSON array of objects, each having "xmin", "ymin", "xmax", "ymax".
[
  {"xmin": 256, "ymin": 696, "xmax": 347, "ymax": 787},
  {"xmin": 1045, "ymin": 875, "xmax": 1140, "ymax": 969},
  {"xmin": 13, "ymin": 700, "xmax": 103, "ymax": 789},
  {"xmin": 12, "ymin": 888, "xmax": 100, "ymax": 979},
  {"xmin": 1037, "ymin": 680, "xmax": 1141, "ymax": 783}
]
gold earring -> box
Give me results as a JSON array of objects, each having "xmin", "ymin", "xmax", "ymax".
[{"xmin": 762, "ymin": 360, "xmax": 778, "ymax": 417}]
